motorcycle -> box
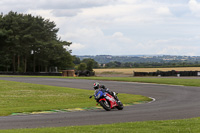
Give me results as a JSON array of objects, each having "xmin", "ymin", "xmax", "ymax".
[{"xmin": 89, "ymin": 90, "xmax": 123, "ymax": 111}]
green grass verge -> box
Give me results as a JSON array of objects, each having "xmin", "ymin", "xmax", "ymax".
[
  {"xmin": 1, "ymin": 117, "xmax": 200, "ymax": 133},
  {"xmin": 65, "ymin": 76, "xmax": 200, "ymax": 87},
  {"xmin": 1, "ymin": 75, "xmax": 200, "ymax": 87},
  {"xmin": 0, "ymin": 80, "xmax": 151, "ymax": 116}
]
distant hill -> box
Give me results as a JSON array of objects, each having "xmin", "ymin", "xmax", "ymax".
[{"xmin": 77, "ymin": 55, "xmax": 200, "ymax": 64}]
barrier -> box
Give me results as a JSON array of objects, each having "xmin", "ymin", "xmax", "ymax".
[
  {"xmin": 133, "ymin": 70, "xmax": 200, "ymax": 77},
  {"xmin": 62, "ymin": 70, "xmax": 75, "ymax": 77},
  {"xmin": 75, "ymin": 70, "xmax": 95, "ymax": 76},
  {"xmin": 0, "ymin": 72, "xmax": 62, "ymax": 76}
]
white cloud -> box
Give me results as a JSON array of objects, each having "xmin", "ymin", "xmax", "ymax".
[
  {"xmin": 156, "ymin": 46, "xmax": 199, "ymax": 56},
  {"xmin": 156, "ymin": 7, "xmax": 172, "ymax": 16},
  {"xmin": 37, "ymin": 0, "xmax": 119, "ymax": 9},
  {"xmin": 111, "ymin": 32, "xmax": 133, "ymax": 43},
  {"xmin": 65, "ymin": 28, "xmax": 105, "ymax": 42},
  {"xmin": 69, "ymin": 43, "xmax": 85, "ymax": 50},
  {"xmin": 144, "ymin": 36, "xmax": 200, "ymax": 56},
  {"xmin": 112, "ymin": 32, "xmax": 123, "ymax": 38},
  {"xmin": 1, "ymin": 0, "xmax": 200, "ymax": 56},
  {"xmin": 51, "ymin": 9, "xmax": 82, "ymax": 17},
  {"xmin": 189, "ymin": 0, "xmax": 200, "ymax": 17}
]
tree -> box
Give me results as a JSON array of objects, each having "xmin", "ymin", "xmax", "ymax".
[
  {"xmin": 72, "ymin": 56, "xmax": 81, "ymax": 65},
  {"xmin": 78, "ymin": 63, "xmax": 87, "ymax": 71},
  {"xmin": 0, "ymin": 11, "xmax": 74, "ymax": 73},
  {"xmin": 105, "ymin": 61, "xmax": 121, "ymax": 68},
  {"xmin": 82, "ymin": 58, "xmax": 98, "ymax": 71}
]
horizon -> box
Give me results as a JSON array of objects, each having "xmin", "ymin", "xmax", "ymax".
[{"xmin": 75, "ymin": 54, "xmax": 200, "ymax": 57}]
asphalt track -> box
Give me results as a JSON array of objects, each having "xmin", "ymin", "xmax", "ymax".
[{"xmin": 0, "ymin": 77, "xmax": 200, "ymax": 129}]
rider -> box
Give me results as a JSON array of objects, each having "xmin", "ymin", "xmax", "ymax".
[{"xmin": 93, "ymin": 82, "xmax": 119, "ymax": 101}]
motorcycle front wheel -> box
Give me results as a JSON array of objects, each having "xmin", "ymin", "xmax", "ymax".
[
  {"xmin": 99, "ymin": 100, "xmax": 111, "ymax": 111},
  {"xmin": 116, "ymin": 102, "xmax": 123, "ymax": 110}
]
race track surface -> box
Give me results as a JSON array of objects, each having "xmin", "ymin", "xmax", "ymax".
[{"xmin": 0, "ymin": 77, "xmax": 200, "ymax": 129}]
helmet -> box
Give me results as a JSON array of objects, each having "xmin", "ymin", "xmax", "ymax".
[{"xmin": 93, "ymin": 82, "xmax": 100, "ymax": 90}]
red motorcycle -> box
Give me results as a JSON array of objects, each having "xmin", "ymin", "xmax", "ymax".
[{"xmin": 90, "ymin": 90, "xmax": 123, "ymax": 111}]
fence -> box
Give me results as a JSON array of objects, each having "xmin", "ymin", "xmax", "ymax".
[
  {"xmin": 0, "ymin": 72, "xmax": 62, "ymax": 76},
  {"xmin": 0, "ymin": 70, "xmax": 95, "ymax": 77},
  {"xmin": 133, "ymin": 70, "xmax": 200, "ymax": 77}
]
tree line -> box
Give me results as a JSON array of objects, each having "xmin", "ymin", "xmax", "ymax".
[
  {"xmin": 0, "ymin": 11, "xmax": 73, "ymax": 73},
  {"xmin": 104, "ymin": 61, "xmax": 200, "ymax": 68}
]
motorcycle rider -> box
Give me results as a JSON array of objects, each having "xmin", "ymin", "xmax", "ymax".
[{"xmin": 93, "ymin": 82, "xmax": 119, "ymax": 101}]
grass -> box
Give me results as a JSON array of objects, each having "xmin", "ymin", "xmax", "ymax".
[
  {"xmin": 0, "ymin": 80, "xmax": 151, "ymax": 116},
  {"xmin": 1, "ymin": 77, "xmax": 200, "ymax": 132},
  {"xmin": 1, "ymin": 75, "xmax": 200, "ymax": 87},
  {"xmin": 1, "ymin": 117, "xmax": 200, "ymax": 133},
  {"xmin": 76, "ymin": 77, "xmax": 200, "ymax": 87}
]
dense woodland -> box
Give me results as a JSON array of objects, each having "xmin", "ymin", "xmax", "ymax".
[{"xmin": 0, "ymin": 11, "xmax": 74, "ymax": 72}]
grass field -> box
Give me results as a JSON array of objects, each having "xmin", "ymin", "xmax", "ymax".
[
  {"xmin": 0, "ymin": 80, "xmax": 150, "ymax": 116},
  {"xmin": 94, "ymin": 67, "xmax": 200, "ymax": 75},
  {"xmin": 1, "ymin": 117, "xmax": 200, "ymax": 133}
]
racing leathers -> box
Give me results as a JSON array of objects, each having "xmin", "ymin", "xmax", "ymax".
[{"xmin": 94, "ymin": 85, "xmax": 119, "ymax": 101}]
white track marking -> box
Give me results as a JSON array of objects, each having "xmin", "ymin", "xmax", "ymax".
[{"xmin": 148, "ymin": 97, "xmax": 156, "ymax": 103}]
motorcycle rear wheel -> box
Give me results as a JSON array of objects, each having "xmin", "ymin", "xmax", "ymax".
[{"xmin": 100, "ymin": 100, "xmax": 111, "ymax": 111}]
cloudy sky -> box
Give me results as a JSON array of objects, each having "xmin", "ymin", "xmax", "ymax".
[{"xmin": 1, "ymin": 0, "xmax": 200, "ymax": 56}]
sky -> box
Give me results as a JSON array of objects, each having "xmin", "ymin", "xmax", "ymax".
[{"xmin": 1, "ymin": 0, "xmax": 200, "ymax": 56}]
